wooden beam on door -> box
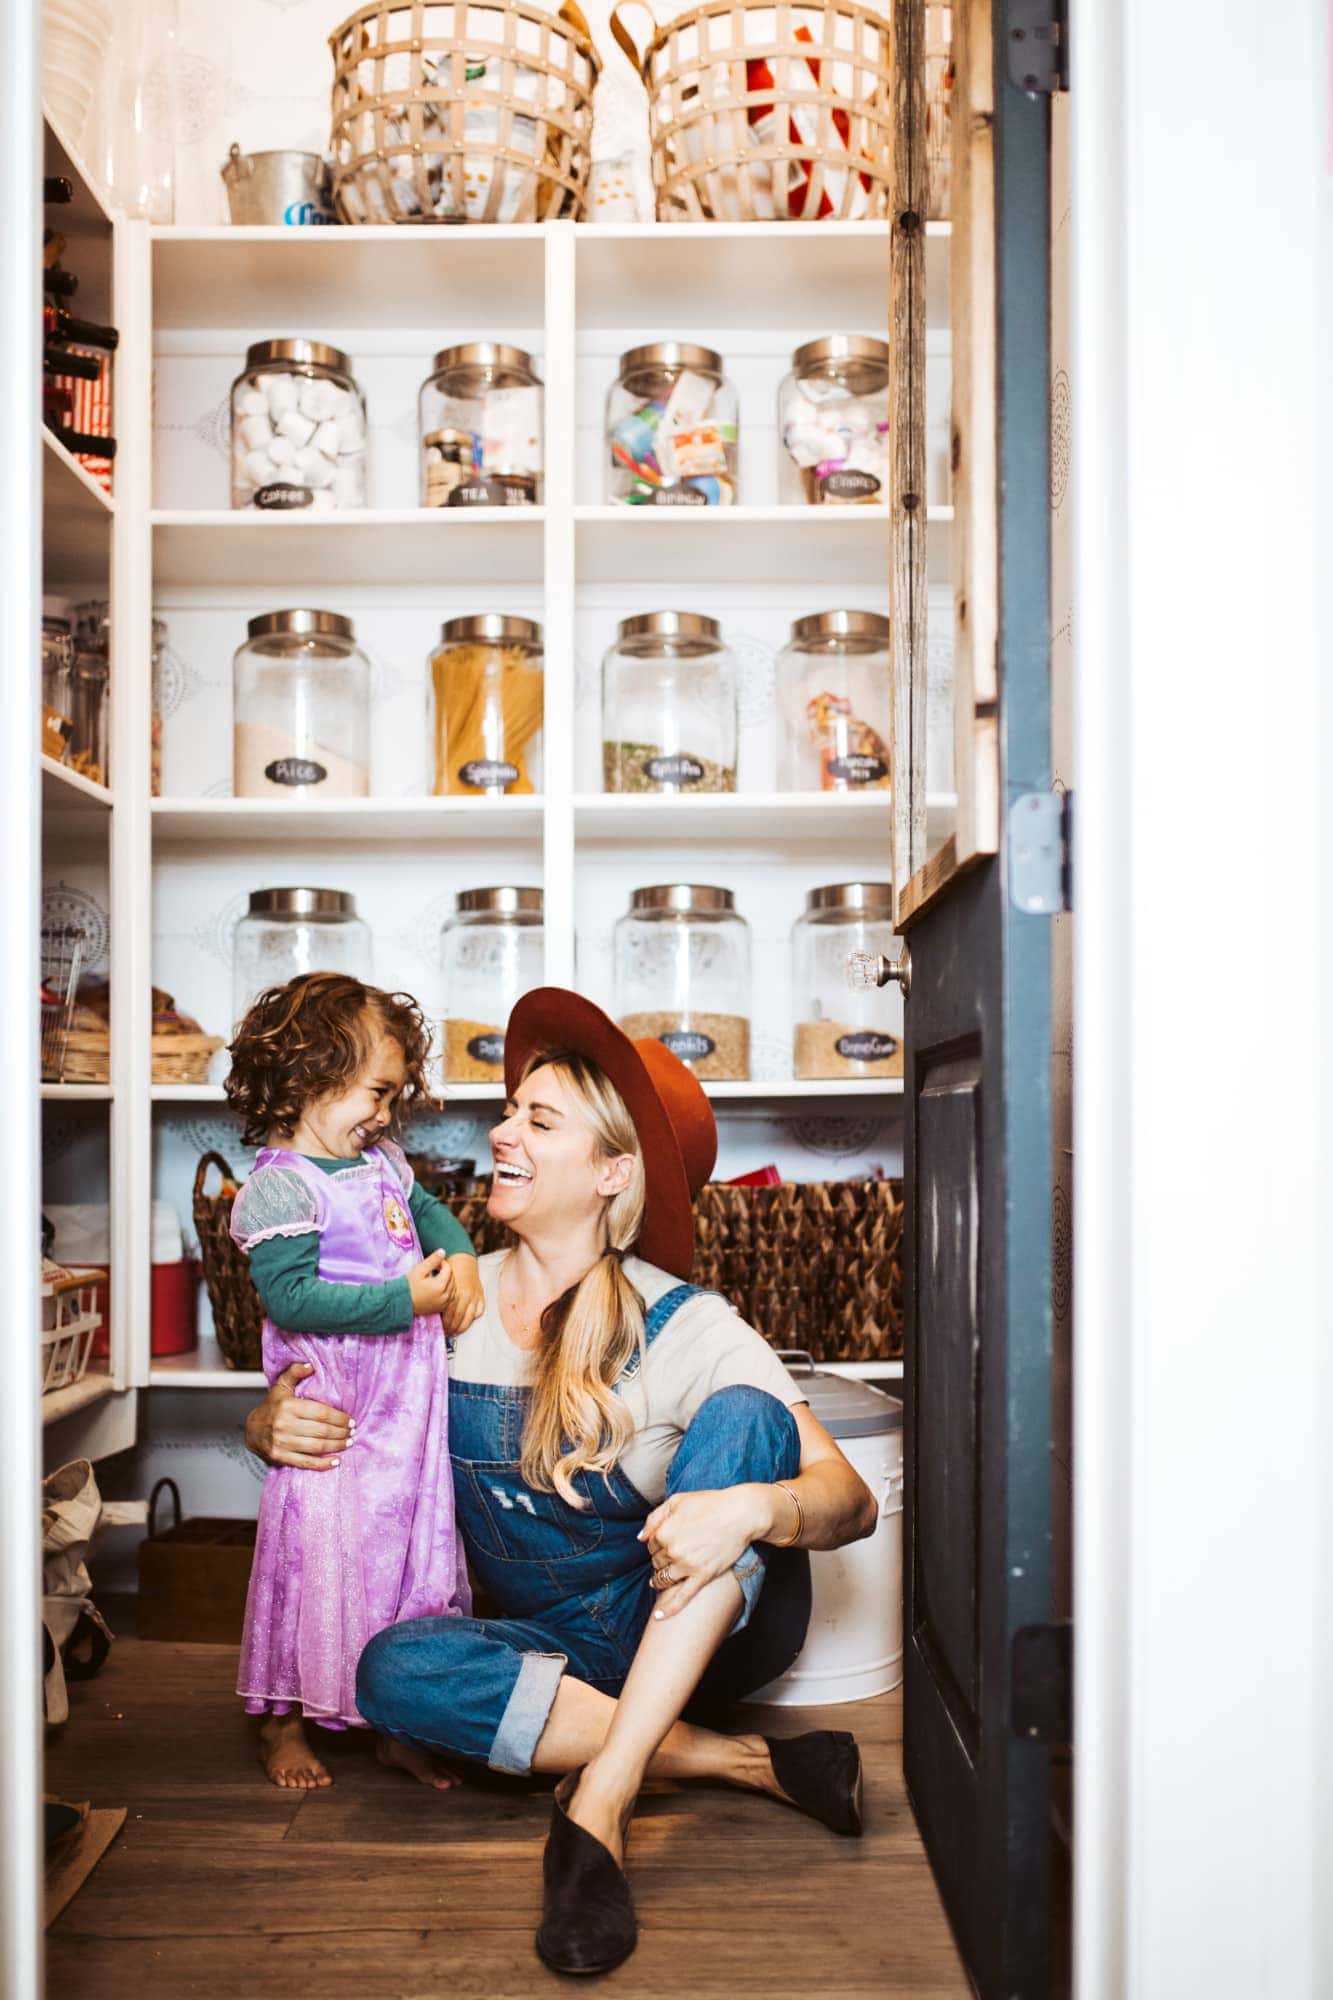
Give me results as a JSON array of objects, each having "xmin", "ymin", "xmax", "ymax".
[{"xmin": 888, "ymin": 0, "xmax": 927, "ymax": 914}]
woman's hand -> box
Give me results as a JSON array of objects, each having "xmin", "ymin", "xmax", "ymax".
[
  {"xmin": 438, "ymin": 1253, "xmax": 486, "ymax": 1336},
  {"xmin": 637, "ymin": 1485, "xmax": 770, "ymax": 1619},
  {"xmin": 244, "ymin": 1363, "xmax": 351, "ymax": 1471},
  {"xmin": 408, "ymin": 1249, "xmax": 456, "ymax": 1317}
]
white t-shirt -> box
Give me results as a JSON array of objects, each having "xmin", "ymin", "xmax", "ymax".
[{"xmin": 448, "ymin": 1249, "xmax": 806, "ymax": 1503}]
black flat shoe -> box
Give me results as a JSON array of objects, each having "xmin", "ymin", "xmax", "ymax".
[
  {"xmin": 763, "ymin": 1729, "xmax": 864, "ymax": 1837},
  {"xmin": 535, "ymin": 1770, "xmax": 638, "ymax": 1977}
]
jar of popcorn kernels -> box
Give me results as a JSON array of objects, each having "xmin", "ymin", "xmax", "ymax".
[{"xmin": 231, "ymin": 339, "xmax": 367, "ymax": 512}]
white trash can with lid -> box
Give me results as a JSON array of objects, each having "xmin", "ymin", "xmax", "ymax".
[{"xmin": 750, "ymin": 1354, "xmax": 903, "ymax": 1706}]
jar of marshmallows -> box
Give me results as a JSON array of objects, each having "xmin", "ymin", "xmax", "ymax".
[{"xmin": 231, "ymin": 339, "xmax": 367, "ymax": 512}]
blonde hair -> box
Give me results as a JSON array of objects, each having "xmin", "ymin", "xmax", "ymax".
[{"xmin": 517, "ymin": 1050, "xmax": 648, "ymax": 1506}]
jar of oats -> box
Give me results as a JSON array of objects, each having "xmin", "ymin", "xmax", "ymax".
[
  {"xmin": 614, "ymin": 884, "xmax": 751, "ymax": 1081},
  {"xmin": 441, "ymin": 886, "xmax": 544, "ymax": 1082},
  {"xmin": 792, "ymin": 881, "xmax": 903, "ymax": 1080}
]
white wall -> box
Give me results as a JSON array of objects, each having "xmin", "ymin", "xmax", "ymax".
[{"xmin": 1072, "ymin": 1, "xmax": 1330, "ymax": 1994}]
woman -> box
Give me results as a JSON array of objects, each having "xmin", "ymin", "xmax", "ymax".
[{"xmin": 245, "ymin": 987, "xmax": 878, "ymax": 1977}]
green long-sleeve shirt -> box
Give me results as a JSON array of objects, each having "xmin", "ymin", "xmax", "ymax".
[{"xmin": 247, "ymin": 1160, "xmax": 474, "ymax": 1337}]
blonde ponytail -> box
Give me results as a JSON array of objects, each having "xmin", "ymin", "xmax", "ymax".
[{"xmin": 515, "ymin": 1052, "xmax": 648, "ymax": 1506}]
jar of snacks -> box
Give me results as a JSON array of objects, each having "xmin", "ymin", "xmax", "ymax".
[
  {"xmin": 41, "ymin": 612, "xmax": 74, "ymax": 764},
  {"xmin": 68, "ymin": 602, "xmax": 111, "ymax": 787},
  {"xmin": 430, "ymin": 614, "xmax": 544, "ymax": 798},
  {"xmin": 778, "ymin": 335, "xmax": 890, "ymax": 505},
  {"xmin": 231, "ymin": 339, "xmax": 367, "ymax": 512},
  {"xmin": 232, "ymin": 610, "xmax": 370, "ymax": 799},
  {"xmin": 231, "ymin": 888, "xmax": 371, "ymax": 1025},
  {"xmin": 606, "ymin": 343, "xmax": 738, "ymax": 506},
  {"xmin": 602, "ymin": 612, "xmax": 737, "ymax": 794},
  {"xmin": 419, "ymin": 343, "xmax": 543, "ymax": 507},
  {"xmin": 441, "ymin": 887, "xmax": 544, "ymax": 1082},
  {"xmin": 792, "ymin": 882, "xmax": 902, "ymax": 1080},
  {"xmin": 150, "ymin": 617, "xmax": 168, "ymax": 797},
  {"xmin": 778, "ymin": 609, "xmax": 892, "ymax": 792},
  {"xmin": 613, "ymin": 884, "xmax": 751, "ymax": 1080}
]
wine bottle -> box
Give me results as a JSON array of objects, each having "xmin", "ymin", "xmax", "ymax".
[
  {"xmin": 44, "ymin": 346, "xmax": 102, "ymax": 383},
  {"xmin": 43, "ymin": 306, "xmax": 119, "ymax": 353},
  {"xmin": 43, "ymin": 177, "xmax": 74, "ymax": 204}
]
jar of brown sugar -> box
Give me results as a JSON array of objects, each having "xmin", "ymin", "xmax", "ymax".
[
  {"xmin": 614, "ymin": 883, "xmax": 751, "ymax": 1080},
  {"xmin": 792, "ymin": 881, "xmax": 903, "ymax": 1079}
]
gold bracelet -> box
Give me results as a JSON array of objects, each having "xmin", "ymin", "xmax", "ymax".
[{"xmin": 773, "ymin": 1482, "xmax": 804, "ymax": 1548}]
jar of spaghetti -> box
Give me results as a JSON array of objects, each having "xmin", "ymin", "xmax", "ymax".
[
  {"xmin": 792, "ymin": 882, "xmax": 903, "ymax": 1079},
  {"xmin": 441, "ymin": 887, "xmax": 544, "ymax": 1083},
  {"xmin": 419, "ymin": 344, "xmax": 543, "ymax": 507},
  {"xmin": 778, "ymin": 609, "xmax": 892, "ymax": 792},
  {"xmin": 430, "ymin": 614, "xmax": 544, "ymax": 798},
  {"xmin": 614, "ymin": 884, "xmax": 751, "ymax": 1080},
  {"xmin": 778, "ymin": 335, "xmax": 890, "ymax": 505},
  {"xmin": 606, "ymin": 343, "xmax": 738, "ymax": 506}
]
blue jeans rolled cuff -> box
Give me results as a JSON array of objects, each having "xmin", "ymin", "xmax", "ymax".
[{"xmin": 489, "ymin": 1649, "xmax": 567, "ymax": 1775}]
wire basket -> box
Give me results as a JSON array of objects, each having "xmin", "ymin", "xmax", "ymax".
[
  {"xmin": 42, "ymin": 1268, "xmax": 101, "ymax": 1393},
  {"xmin": 328, "ymin": 0, "xmax": 600, "ymax": 223},
  {"xmin": 39, "ymin": 926, "xmax": 84, "ymax": 1082},
  {"xmin": 612, "ymin": 0, "xmax": 893, "ymax": 222}
]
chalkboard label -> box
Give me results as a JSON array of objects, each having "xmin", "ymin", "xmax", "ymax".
[
  {"xmin": 649, "ymin": 485, "xmax": 707, "ymax": 507},
  {"xmin": 820, "ymin": 468, "xmax": 882, "ymax": 502},
  {"xmin": 659, "ymin": 1030, "xmax": 716, "ymax": 1061},
  {"xmin": 459, "ymin": 759, "xmax": 520, "ymax": 790},
  {"xmin": 644, "ymin": 753, "xmax": 705, "ymax": 787},
  {"xmin": 254, "ymin": 482, "xmax": 313, "ymax": 510},
  {"xmin": 827, "ymin": 753, "xmax": 888, "ymax": 786},
  {"xmin": 264, "ymin": 756, "xmax": 327, "ymax": 788},
  {"xmin": 466, "ymin": 1033, "xmax": 506, "ymax": 1066},
  {"xmin": 448, "ymin": 477, "xmax": 537, "ymax": 507},
  {"xmin": 835, "ymin": 1030, "xmax": 899, "ymax": 1064}
]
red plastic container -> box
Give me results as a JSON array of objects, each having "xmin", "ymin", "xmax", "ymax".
[
  {"xmin": 151, "ymin": 1259, "xmax": 199, "ymax": 1357},
  {"xmin": 85, "ymin": 1268, "xmax": 112, "ymax": 1361}
]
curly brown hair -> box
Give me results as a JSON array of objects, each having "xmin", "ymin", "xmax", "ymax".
[{"xmin": 225, "ymin": 973, "xmax": 433, "ymax": 1148}]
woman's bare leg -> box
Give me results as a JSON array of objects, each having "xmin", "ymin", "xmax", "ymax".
[
  {"xmin": 257, "ymin": 1712, "xmax": 332, "ymax": 1790},
  {"xmin": 529, "ymin": 1573, "xmax": 785, "ymax": 1860}
]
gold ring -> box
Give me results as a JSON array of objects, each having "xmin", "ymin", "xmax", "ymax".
[{"xmin": 655, "ymin": 1566, "xmax": 675, "ymax": 1587}]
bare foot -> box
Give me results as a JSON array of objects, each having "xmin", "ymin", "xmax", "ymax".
[
  {"xmin": 258, "ymin": 1713, "xmax": 332, "ymax": 1791},
  {"xmin": 376, "ymin": 1733, "xmax": 461, "ymax": 1791}
]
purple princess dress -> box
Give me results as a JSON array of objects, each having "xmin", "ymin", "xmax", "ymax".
[{"xmin": 231, "ymin": 1138, "xmax": 470, "ymax": 1728}]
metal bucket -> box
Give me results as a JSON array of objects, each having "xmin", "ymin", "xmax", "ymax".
[{"xmin": 221, "ymin": 144, "xmax": 337, "ymax": 227}]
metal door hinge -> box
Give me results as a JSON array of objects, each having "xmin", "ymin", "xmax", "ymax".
[
  {"xmin": 1008, "ymin": 789, "xmax": 1073, "ymax": 915},
  {"xmin": 1011, "ymin": 1621, "xmax": 1072, "ymax": 1743},
  {"xmin": 1006, "ymin": 0, "xmax": 1068, "ymax": 95}
]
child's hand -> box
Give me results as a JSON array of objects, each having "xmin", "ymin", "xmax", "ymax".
[
  {"xmin": 438, "ymin": 1254, "xmax": 486, "ymax": 1336},
  {"xmin": 408, "ymin": 1250, "xmax": 456, "ymax": 1317}
]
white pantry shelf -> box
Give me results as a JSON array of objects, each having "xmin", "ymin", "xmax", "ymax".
[
  {"xmin": 151, "ymin": 508, "xmax": 545, "ymax": 588},
  {"xmin": 43, "ymin": 1371, "xmax": 116, "ymax": 1424},
  {"xmin": 574, "ymin": 505, "xmax": 952, "ymax": 586},
  {"xmin": 41, "ymin": 1082, "xmax": 114, "ymax": 1102},
  {"xmin": 574, "ymin": 789, "xmax": 956, "ymax": 850},
  {"xmin": 41, "ymin": 755, "xmax": 114, "ymax": 815},
  {"xmin": 151, "ymin": 794, "xmax": 544, "ymax": 847}
]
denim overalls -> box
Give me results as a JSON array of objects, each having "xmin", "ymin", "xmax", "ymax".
[{"xmin": 356, "ymin": 1284, "xmax": 810, "ymax": 1774}]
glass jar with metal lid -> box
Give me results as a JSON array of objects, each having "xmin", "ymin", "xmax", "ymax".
[
  {"xmin": 418, "ymin": 342, "xmax": 543, "ymax": 508},
  {"xmin": 430, "ymin": 613, "xmax": 544, "ymax": 798},
  {"xmin": 232, "ymin": 610, "xmax": 370, "ymax": 800},
  {"xmin": 602, "ymin": 612, "xmax": 737, "ymax": 794},
  {"xmin": 779, "ymin": 335, "xmax": 890, "ymax": 506},
  {"xmin": 792, "ymin": 882, "xmax": 903, "ymax": 1080},
  {"xmin": 441, "ymin": 886, "xmax": 545, "ymax": 1083},
  {"xmin": 613, "ymin": 884, "xmax": 751, "ymax": 1080},
  {"xmin": 231, "ymin": 888, "xmax": 372, "ymax": 1026},
  {"xmin": 779, "ymin": 609, "xmax": 892, "ymax": 792},
  {"xmin": 606, "ymin": 342, "xmax": 738, "ymax": 506},
  {"xmin": 230, "ymin": 338, "xmax": 367, "ymax": 512}
]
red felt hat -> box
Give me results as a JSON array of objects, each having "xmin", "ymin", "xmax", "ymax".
[{"xmin": 503, "ymin": 987, "xmax": 718, "ymax": 1280}]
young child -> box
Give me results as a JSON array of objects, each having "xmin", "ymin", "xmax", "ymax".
[{"xmin": 225, "ymin": 971, "xmax": 482, "ymax": 1792}]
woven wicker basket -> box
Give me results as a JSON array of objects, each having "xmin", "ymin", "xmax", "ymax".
[
  {"xmin": 328, "ymin": 0, "xmax": 600, "ymax": 224},
  {"xmin": 193, "ymin": 1153, "xmax": 264, "ymax": 1372},
  {"xmin": 612, "ymin": 0, "xmax": 893, "ymax": 222},
  {"xmin": 57, "ymin": 1031, "xmax": 110, "ymax": 1084},
  {"xmin": 152, "ymin": 1033, "xmax": 225, "ymax": 1085}
]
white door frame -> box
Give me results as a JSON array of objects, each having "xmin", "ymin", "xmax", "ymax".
[{"xmin": 1071, "ymin": 1, "xmax": 1331, "ymax": 1994}]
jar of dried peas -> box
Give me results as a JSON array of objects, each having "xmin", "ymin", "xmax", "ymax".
[
  {"xmin": 429, "ymin": 614, "xmax": 544, "ymax": 798},
  {"xmin": 441, "ymin": 886, "xmax": 545, "ymax": 1083}
]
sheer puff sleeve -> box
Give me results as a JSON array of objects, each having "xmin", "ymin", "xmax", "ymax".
[{"xmin": 229, "ymin": 1164, "xmax": 324, "ymax": 1253}]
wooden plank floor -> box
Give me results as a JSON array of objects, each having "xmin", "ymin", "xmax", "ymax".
[{"xmin": 46, "ymin": 1641, "xmax": 970, "ymax": 2000}]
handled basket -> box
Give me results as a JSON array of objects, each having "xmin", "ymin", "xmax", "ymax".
[
  {"xmin": 328, "ymin": 0, "xmax": 600, "ymax": 223},
  {"xmin": 192, "ymin": 1152, "xmax": 264, "ymax": 1372},
  {"xmin": 612, "ymin": 0, "xmax": 893, "ymax": 222}
]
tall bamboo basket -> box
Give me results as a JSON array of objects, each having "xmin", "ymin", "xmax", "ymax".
[
  {"xmin": 329, "ymin": 0, "xmax": 600, "ymax": 223},
  {"xmin": 612, "ymin": 0, "xmax": 893, "ymax": 222}
]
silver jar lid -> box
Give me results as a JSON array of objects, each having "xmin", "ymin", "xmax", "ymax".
[
  {"xmin": 439, "ymin": 614, "xmax": 543, "ymax": 651},
  {"xmin": 803, "ymin": 881, "xmax": 894, "ymax": 920},
  {"xmin": 616, "ymin": 611, "xmax": 724, "ymax": 656},
  {"xmin": 430, "ymin": 341, "xmax": 541, "ymax": 385},
  {"xmin": 454, "ymin": 886, "xmax": 544, "ymax": 917},
  {"xmin": 790, "ymin": 609, "xmax": 891, "ymax": 650},
  {"xmin": 245, "ymin": 609, "xmax": 357, "ymax": 643},
  {"xmin": 792, "ymin": 334, "xmax": 890, "ymax": 393},
  {"xmin": 619, "ymin": 341, "xmax": 724, "ymax": 385},
  {"xmin": 244, "ymin": 338, "xmax": 353, "ymax": 376},
  {"xmin": 246, "ymin": 888, "xmax": 358, "ymax": 919},
  {"xmin": 629, "ymin": 884, "xmax": 737, "ymax": 916}
]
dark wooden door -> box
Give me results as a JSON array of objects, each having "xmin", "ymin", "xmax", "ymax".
[{"xmin": 898, "ymin": 3, "xmax": 1060, "ymax": 1994}]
